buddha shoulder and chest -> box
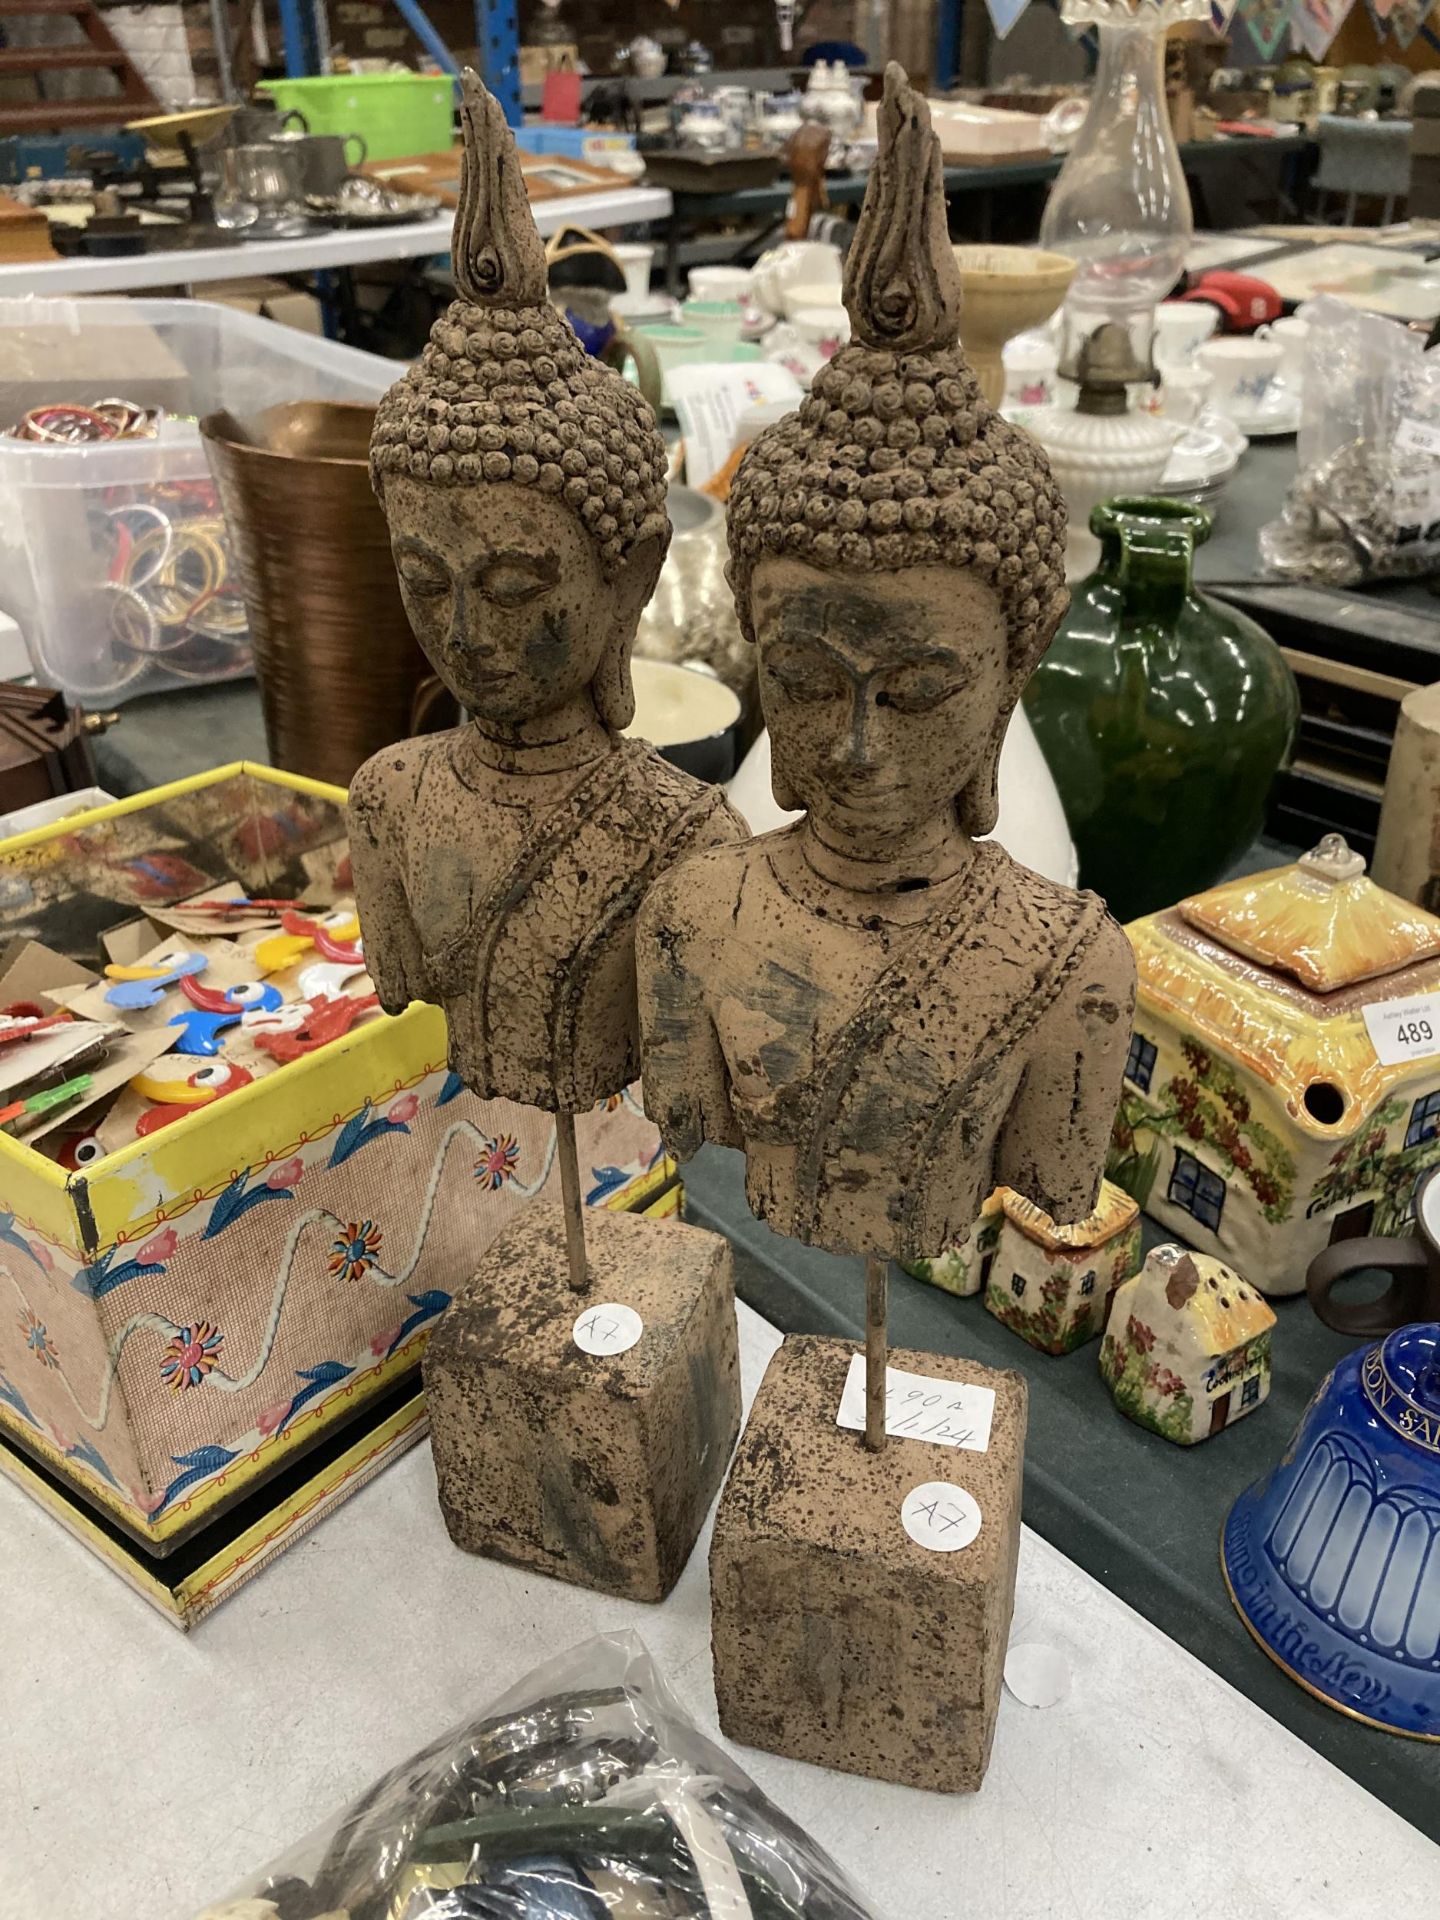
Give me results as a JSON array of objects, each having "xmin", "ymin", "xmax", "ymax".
[
  {"xmin": 353, "ymin": 713, "xmax": 738, "ymax": 1107},
  {"xmin": 637, "ymin": 548, "xmax": 1136, "ymax": 1261},
  {"xmin": 346, "ymin": 88, "xmax": 745, "ymax": 1113}
]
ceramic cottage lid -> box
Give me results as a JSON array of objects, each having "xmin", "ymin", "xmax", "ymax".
[
  {"xmin": 1180, "ymin": 834, "xmax": 1440, "ymax": 994},
  {"xmin": 1149, "ymin": 1247, "xmax": 1275, "ymax": 1356},
  {"xmin": 1000, "ymin": 1177, "xmax": 1138, "ymax": 1250}
]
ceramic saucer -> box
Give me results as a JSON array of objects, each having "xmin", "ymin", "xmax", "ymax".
[
  {"xmin": 1213, "ymin": 386, "xmax": 1302, "ymax": 439},
  {"xmin": 1196, "ymin": 406, "xmax": 1248, "ymax": 457},
  {"xmin": 1158, "ymin": 424, "xmax": 1239, "ymax": 489}
]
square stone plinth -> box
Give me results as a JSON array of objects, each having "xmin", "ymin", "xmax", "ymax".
[
  {"xmin": 423, "ymin": 1203, "xmax": 740, "ymax": 1602},
  {"xmin": 710, "ymin": 1334, "xmax": 1027, "ymax": 1793}
]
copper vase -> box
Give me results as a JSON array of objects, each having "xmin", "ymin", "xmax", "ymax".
[{"xmin": 200, "ymin": 401, "xmax": 428, "ymax": 787}]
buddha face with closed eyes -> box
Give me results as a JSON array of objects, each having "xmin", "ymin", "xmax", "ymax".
[
  {"xmin": 751, "ymin": 554, "xmax": 1010, "ymax": 854},
  {"xmin": 382, "ymin": 475, "xmax": 663, "ymax": 733}
]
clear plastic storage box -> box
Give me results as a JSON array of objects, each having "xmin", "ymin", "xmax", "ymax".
[{"xmin": 0, "ymin": 298, "xmax": 397, "ymax": 704}]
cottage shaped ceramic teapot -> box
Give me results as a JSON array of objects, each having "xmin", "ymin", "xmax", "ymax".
[{"xmin": 1221, "ymin": 1170, "xmax": 1440, "ymax": 1738}]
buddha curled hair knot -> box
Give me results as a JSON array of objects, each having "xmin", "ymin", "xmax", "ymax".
[{"xmin": 369, "ymin": 71, "xmax": 669, "ymax": 578}]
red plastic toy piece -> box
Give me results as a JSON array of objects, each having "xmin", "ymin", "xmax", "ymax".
[{"xmin": 252, "ymin": 993, "xmax": 379, "ymax": 1063}]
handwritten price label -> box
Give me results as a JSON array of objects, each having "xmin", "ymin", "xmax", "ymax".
[
  {"xmin": 835, "ymin": 1355, "xmax": 995, "ymax": 1452},
  {"xmin": 1362, "ymin": 992, "xmax": 1440, "ymax": 1067},
  {"xmin": 901, "ymin": 1481, "xmax": 982, "ymax": 1554},
  {"xmin": 1395, "ymin": 417, "xmax": 1440, "ymax": 461},
  {"xmin": 572, "ymin": 1302, "xmax": 643, "ymax": 1357}
]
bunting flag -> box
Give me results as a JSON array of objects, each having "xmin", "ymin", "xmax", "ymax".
[
  {"xmin": 1236, "ymin": 0, "xmax": 1297, "ymax": 56},
  {"xmin": 1387, "ymin": 0, "xmax": 1432, "ymax": 43},
  {"xmin": 985, "ymin": 0, "xmax": 1034, "ymax": 35},
  {"xmin": 1210, "ymin": 0, "xmax": 1242, "ymax": 25},
  {"xmin": 1292, "ymin": 0, "xmax": 1357, "ymax": 57},
  {"xmin": 1369, "ymin": 0, "xmax": 1397, "ymax": 18}
]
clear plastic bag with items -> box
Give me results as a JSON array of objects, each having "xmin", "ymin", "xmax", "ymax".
[
  {"xmin": 194, "ymin": 1633, "xmax": 879, "ymax": 1920},
  {"xmin": 1259, "ymin": 295, "xmax": 1440, "ymax": 587}
]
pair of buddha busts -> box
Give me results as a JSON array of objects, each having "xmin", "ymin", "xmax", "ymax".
[{"xmin": 349, "ymin": 68, "xmax": 1135, "ymax": 1279}]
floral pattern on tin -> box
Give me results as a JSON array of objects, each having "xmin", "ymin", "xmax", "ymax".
[
  {"xmin": 474, "ymin": 1133, "xmax": 520, "ymax": 1190},
  {"xmin": 18, "ymin": 1307, "xmax": 57, "ymax": 1369},
  {"xmin": 328, "ymin": 1220, "xmax": 383, "ymax": 1283},
  {"xmin": 160, "ymin": 1321, "xmax": 224, "ymax": 1393}
]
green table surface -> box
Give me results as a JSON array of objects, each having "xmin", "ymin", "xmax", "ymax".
[{"xmin": 681, "ymin": 1143, "xmax": 1440, "ymax": 1842}]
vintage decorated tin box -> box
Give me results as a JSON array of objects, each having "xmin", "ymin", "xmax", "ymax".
[
  {"xmin": 1109, "ymin": 834, "xmax": 1440, "ymax": 1295},
  {"xmin": 0, "ymin": 764, "xmax": 669, "ymax": 1567}
]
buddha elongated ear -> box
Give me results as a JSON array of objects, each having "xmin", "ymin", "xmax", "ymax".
[
  {"xmin": 593, "ymin": 531, "xmax": 667, "ymax": 732},
  {"xmin": 957, "ymin": 712, "xmax": 1008, "ymax": 838}
]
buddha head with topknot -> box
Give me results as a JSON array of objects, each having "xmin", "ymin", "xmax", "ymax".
[
  {"xmin": 727, "ymin": 64, "xmax": 1068, "ymax": 848},
  {"xmin": 370, "ymin": 72, "xmax": 670, "ymax": 733}
]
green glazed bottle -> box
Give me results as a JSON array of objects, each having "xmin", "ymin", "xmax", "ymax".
[{"xmin": 1023, "ymin": 496, "xmax": 1299, "ymax": 922}]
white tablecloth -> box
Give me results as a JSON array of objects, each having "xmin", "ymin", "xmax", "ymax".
[{"xmin": 0, "ymin": 1305, "xmax": 1432, "ymax": 1918}]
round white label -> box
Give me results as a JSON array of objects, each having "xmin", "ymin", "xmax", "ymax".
[
  {"xmin": 1004, "ymin": 1642, "xmax": 1070, "ymax": 1710},
  {"xmin": 572, "ymin": 1302, "xmax": 643, "ymax": 1357},
  {"xmin": 901, "ymin": 1481, "xmax": 982, "ymax": 1553}
]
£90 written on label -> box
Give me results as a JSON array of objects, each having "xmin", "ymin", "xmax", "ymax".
[
  {"xmin": 835, "ymin": 1355, "xmax": 996, "ymax": 1452},
  {"xmin": 890, "ymin": 1387, "xmax": 982, "ymax": 1446}
]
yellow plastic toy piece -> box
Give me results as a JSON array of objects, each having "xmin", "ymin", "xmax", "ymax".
[
  {"xmin": 252, "ymin": 932, "xmax": 313, "ymax": 973},
  {"xmin": 130, "ymin": 1070, "xmax": 211, "ymax": 1107},
  {"xmin": 104, "ymin": 960, "xmax": 179, "ymax": 982},
  {"xmin": 253, "ymin": 915, "xmax": 358, "ymax": 973}
]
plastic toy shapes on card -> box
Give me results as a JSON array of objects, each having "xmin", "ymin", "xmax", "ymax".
[
  {"xmin": 311, "ymin": 922, "xmax": 363, "ymax": 966},
  {"xmin": 53, "ymin": 1130, "xmax": 106, "ymax": 1171},
  {"xmin": 168, "ymin": 975, "xmax": 284, "ymax": 1055},
  {"xmin": 0, "ymin": 1073, "xmax": 94, "ymax": 1135},
  {"xmin": 184, "ymin": 896, "xmax": 319, "ymax": 920},
  {"xmin": 104, "ymin": 951, "xmax": 207, "ymax": 1010},
  {"xmin": 298, "ymin": 956, "xmax": 367, "ymax": 1000},
  {"xmin": 0, "ymin": 1011, "xmax": 73, "ymax": 1047},
  {"xmin": 253, "ymin": 908, "xmax": 361, "ymax": 975},
  {"xmin": 252, "ymin": 992, "xmax": 379, "ymax": 1063},
  {"xmin": 132, "ymin": 1058, "xmax": 253, "ymax": 1135}
]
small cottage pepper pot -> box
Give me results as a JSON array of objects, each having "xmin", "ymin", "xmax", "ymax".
[{"xmin": 1024, "ymin": 496, "xmax": 1300, "ymax": 922}]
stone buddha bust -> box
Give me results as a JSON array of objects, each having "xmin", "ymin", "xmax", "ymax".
[
  {"xmin": 349, "ymin": 74, "xmax": 743, "ymax": 1112},
  {"xmin": 637, "ymin": 68, "xmax": 1136, "ymax": 1260}
]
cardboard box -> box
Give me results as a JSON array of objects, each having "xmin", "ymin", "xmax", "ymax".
[{"xmin": 0, "ymin": 764, "xmax": 672, "ymax": 1554}]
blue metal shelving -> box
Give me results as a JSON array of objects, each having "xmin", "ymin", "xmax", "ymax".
[{"xmin": 274, "ymin": 0, "xmax": 520, "ymax": 127}]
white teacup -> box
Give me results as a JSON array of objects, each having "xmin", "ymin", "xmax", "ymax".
[
  {"xmin": 1198, "ymin": 334, "xmax": 1284, "ymax": 417},
  {"xmin": 790, "ymin": 304, "xmax": 850, "ymax": 358},
  {"xmin": 751, "ymin": 239, "xmax": 843, "ymax": 317},
  {"xmin": 1153, "ymin": 300, "xmax": 1219, "ymax": 369},
  {"xmin": 780, "ymin": 281, "xmax": 850, "ymax": 322},
  {"xmin": 1156, "ymin": 361, "xmax": 1215, "ymax": 426},
  {"xmin": 613, "ymin": 242, "xmax": 655, "ymax": 300},
  {"xmin": 1003, "ymin": 332, "xmax": 1060, "ymax": 410},
  {"xmin": 681, "ymin": 298, "xmax": 745, "ymax": 343},
  {"xmin": 1259, "ymin": 314, "xmax": 1309, "ymax": 393},
  {"xmin": 688, "ymin": 265, "xmax": 754, "ymax": 302}
]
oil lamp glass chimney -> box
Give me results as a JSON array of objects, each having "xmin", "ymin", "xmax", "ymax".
[{"xmin": 1040, "ymin": 0, "xmax": 1206, "ymax": 369}]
